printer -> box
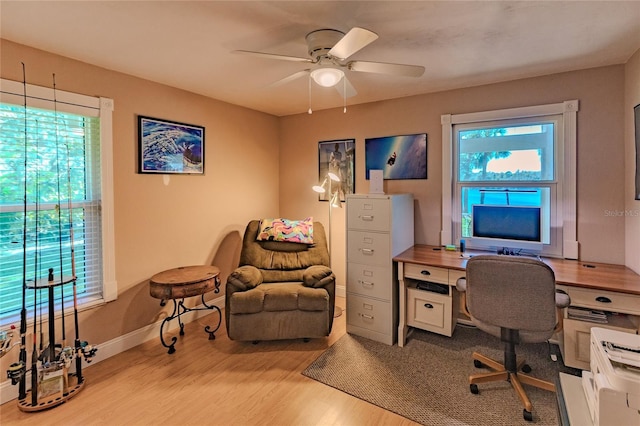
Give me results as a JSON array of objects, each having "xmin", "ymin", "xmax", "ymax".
[{"xmin": 582, "ymin": 327, "xmax": 640, "ymax": 426}]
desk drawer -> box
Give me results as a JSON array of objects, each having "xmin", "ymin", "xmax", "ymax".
[
  {"xmin": 404, "ymin": 263, "xmax": 449, "ymax": 285},
  {"xmin": 407, "ymin": 287, "xmax": 456, "ymax": 336},
  {"xmin": 347, "ymin": 231, "xmax": 390, "ymax": 266},
  {"xmin": 347, "ymin": 294, "xmax": 391, "ymax": 335},
  {"xmin": 347, "ymin": 197, "xmax": 390, "ymax": 232},
  {"xmin": 347, "ymin": 263, "xmax": 391, "ymax": 300},
  {"xmin": 557, "ymin": 285, "xmax": 640, "ymax": 316},
  {"xmin": 562, "ymin": 316, "xmax": 637, "ymax": 370}
]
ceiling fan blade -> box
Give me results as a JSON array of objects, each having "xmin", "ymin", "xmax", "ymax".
[
  {"xmin": 335, "ymin": 76, "xmax": 357, "ymax": 98},
  {"xmin": 328, "ymin": 27, "xmax": 378, "ymax": 60},
  {"xmin": 269, "ymin": 70, "xmax": 310, "ymax": 87},
  {"xmin": 233, "ymin": 50, "xmax": 312, "ymax": 63},
  {"xmin": 348, "ymin": 60, "xmax": 425, "ymax": 77}
]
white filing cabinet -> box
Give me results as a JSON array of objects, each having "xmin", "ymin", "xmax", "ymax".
[{"xmin": 346, "ymin": 193, "xmax": 414, "ymax": 345}]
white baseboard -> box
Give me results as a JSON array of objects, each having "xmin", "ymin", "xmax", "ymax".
[{"xmin": 1, "ymin": 296, "xmax": 225, "ymax": 405}]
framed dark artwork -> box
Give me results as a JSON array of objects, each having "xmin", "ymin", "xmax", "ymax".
[
  {"xmin": 318, "ymin": 139, "xmax": 355, "ymax": 202},
  {"xmin": 365, "ymin": 133, "xmax": 427, "ymax": 180},
  {"xmin": 138, "ymin": 115, "xmax": 205, "ymax": 174},
  {"xmin": 635, "ymin": 104, "xmax": 640, "ymax": 200}
]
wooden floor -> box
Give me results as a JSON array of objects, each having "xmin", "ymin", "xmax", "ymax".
[{"xmin": 0, "ymin": 297, "xmax": 418, "ymax": 425}]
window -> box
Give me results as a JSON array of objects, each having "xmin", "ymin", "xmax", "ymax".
[
  {"xmin": 0, "ymin": 78, "xmax": 115, "ymax": 327},
  {"xmin": 441, "ymin": 101, "xmax": 579, "ymax": 258}
]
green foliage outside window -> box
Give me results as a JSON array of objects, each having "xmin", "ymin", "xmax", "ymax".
[{"xmin": 0, "ymin": 103, "xmax": 96, "ymax": 320}]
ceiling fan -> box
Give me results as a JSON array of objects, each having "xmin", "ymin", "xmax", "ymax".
[{"xmin": 234, "ymin": 27, "xmax": 425, "ymax": 97}]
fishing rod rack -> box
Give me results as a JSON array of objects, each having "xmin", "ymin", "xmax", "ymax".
[
  {"xmin": 6, "ymin": 269, "xmax": 97, "ymax": 412},
  {"xmin": 4, "ymin": 65, "xmax": 98, "ymax": 412}
]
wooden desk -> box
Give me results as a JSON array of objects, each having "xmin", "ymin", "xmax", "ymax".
[{"xmin": 393, "ymin": 245, "xmax": 640, "ymax": 368}]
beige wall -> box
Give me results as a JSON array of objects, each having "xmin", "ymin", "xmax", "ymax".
[
  {"xmin": 0, "ymin": 38, "xmax": 636, "ymax": 378},
  {"xmin": 625, "ymin": 48, "xmax": 640, "ymax": 274},
  {"xmin": 1, "ymin": 40, "xmax": 280, "ymax": 375},
  {"xmin": 280, "ymin": 65, "xmax": 629, "ymax": 287}
]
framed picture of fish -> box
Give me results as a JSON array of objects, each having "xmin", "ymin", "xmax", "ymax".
[
  {"xmin": 365, "ymin": 133, "xmax": 427, "ymax": 180},
  {"xmin": 138, "ymin": 115, "xmax": 205, "ymax": 174}
]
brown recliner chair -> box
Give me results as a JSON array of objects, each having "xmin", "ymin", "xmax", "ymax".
[{"xmin": 225, "ymin": 220, "xmax": 335, "ymax": 341}]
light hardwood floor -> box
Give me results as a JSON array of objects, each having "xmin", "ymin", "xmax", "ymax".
[{"xmin": 0, "ymin": 297, "xmax": 418, "ymax": 425}]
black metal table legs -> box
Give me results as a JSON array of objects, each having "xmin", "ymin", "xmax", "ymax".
[{"xmin": 157, "ymin": 277, "xmax": 221, "ymax": 354}]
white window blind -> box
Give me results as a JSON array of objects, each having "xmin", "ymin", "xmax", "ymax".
[{"xmin": 0, "ymin": 78, "xmax": 115, "ymax": 326}]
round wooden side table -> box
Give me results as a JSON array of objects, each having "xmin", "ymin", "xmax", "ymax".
[{"xmin": 149, "ymin": 265, "xmax": 221, "ymax": 354}]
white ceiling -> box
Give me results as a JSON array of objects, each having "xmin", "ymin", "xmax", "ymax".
[{"xmin": 1, "ymin": 1, "xmax": 639, "ymax": 116}]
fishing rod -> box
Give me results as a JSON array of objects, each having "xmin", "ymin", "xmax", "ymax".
[
  {"xmin": 30, "ymin": 119, "xmax": 41, "ymax": 407},
  {"xmin": 39, "ymin": 275, "xmax": 43, "ymax": 354},
  {"xmin": 16, "ymin": 62, "xmax": 28, "ymax": 400},
  {"xmin": 58, "ymin": 72, "xmax": 84, "ymax": 383},
  {"xmin": 52, "ymin": 74, "xmax": 67, "ymax": 349}
]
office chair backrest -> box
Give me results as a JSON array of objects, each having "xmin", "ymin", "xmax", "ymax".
[{"xmin": 465, "ymin": 255, "xmax": 557, "ymax": 334}]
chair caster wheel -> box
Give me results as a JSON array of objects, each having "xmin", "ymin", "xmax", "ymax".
[
  {"xmin": 522, "ymin": 364, "xmax": 532, "ymax": 373},
  {"xmin": 470, "ymin": 384, "xmax": 479, "ymax": 394},
  {"xmin": 473, "ymin": 359, "xmax": 483, "ymax": 368},
  {"xmin": 523, "ymin": 409, "xmax": 533, "ymax": 422}
]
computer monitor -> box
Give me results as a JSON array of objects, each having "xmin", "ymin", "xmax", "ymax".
[{"xmin": 467, "ymin": 204, "xmax": 543, "ymax": 253}]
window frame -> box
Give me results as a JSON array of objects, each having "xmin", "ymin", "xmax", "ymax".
[
  {"xmin": 454, "ymin": 116, "xmax": 561, "ymax": 256},
  {"xmin": 441, "ymin": 100, "xmax": 579, "ymax": 259},
  {"xmin": 0, "ymin": 78, "xmax": 116, "ymax": 326}
]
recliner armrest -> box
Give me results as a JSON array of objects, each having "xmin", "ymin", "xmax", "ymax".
[
  {"xmin": 303, "ymin": 265, "xmax": 335, "ymax": 288},
  {"xmin": 227, "ymin": 265, "xmax": 263, "ymax": 291}
]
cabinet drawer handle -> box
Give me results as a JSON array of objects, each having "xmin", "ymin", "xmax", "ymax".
[
  {"xmin": 424, "ymin": 303, "xmax": 434, "ymax": 309},
  {"xmin": 360, "ymin": 215, "xmax": 374, "ymax": 221},
  {"xmin": 360, "ymin": 314, "xmax": 374, "ymax": 320},
  {"xmin": 359, "ymin": 280, "xmax": 374, "ymax": 288},
  {"xmin": 595, "ymin": 296, "xmax": 612, "ymax": 304},
  {"xmin": 361, "ymin": 248, "xmax": 374, "ymax": 255},
  {"xmin": 421, "ymin": 270, "xmax": 431, "ymax": 276}
]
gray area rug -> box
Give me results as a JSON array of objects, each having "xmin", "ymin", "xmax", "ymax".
[{"xmin": 303, "ymin": 326, "xmax": 580, "ymax": 425}]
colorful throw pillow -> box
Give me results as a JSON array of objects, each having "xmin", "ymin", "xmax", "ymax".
[{"xmin": 257, "ymin": 217, "xmax": 314, "ymax": 244}]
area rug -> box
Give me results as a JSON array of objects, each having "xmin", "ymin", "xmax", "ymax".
[{"xmin": 302, "ymin": 326, "xmax": 580, "ymax": 425}]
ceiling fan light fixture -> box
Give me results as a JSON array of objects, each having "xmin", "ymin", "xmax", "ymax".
[{"xmin": 310, "ymin": 67, "xmax": 344, "ymax": 87}]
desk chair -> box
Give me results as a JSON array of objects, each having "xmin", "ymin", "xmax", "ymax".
[{"xmin": 455, "ymin": 255, "xmax": 571, "ymax": 422}]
